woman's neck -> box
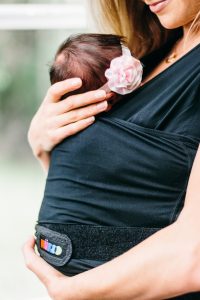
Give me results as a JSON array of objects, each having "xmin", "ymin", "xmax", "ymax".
[{"xmin": 181, "ymin": 22, "xmax": 200, "ymax": 52}]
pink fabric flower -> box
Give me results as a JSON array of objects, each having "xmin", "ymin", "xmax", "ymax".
[{"xmin": 104, "ymin": 50, "xmax": 143, "ymax": 95}]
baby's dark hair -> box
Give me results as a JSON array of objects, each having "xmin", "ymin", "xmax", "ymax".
[{"xmin": 49, "ymin": 33, "xmax": 125, "ymax": 99}]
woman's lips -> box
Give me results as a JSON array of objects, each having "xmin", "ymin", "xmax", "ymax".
[{"xmin": 149, "ymin": 0, "xmax": 170, "ymax": 14}]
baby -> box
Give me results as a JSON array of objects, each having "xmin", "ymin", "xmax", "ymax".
[
  {"xmin": 35, "ymin": 33, "xmax": 143, "ymax": 276},
  {"xmin": 49, "ymin": 33, "xmax": 143, "ymax": 102}
]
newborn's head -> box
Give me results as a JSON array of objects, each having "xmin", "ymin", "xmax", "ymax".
[{"xmin": 49, "ymin": 33, "xmax": 125, "ymax": 99}]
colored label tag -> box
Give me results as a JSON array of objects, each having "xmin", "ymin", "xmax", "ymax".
[
  {"xmin": 44, "ymin": 239, "xmax": 48, "ymax": 251},
  {"xmin": 50, "ymin": 244, "xmax": 56, "ymax": 254},
  {"xmin": 40, "ymin": 238, "xmax": 62, "ymax": 256},
  {"xmin": 40, "ymin": 239, "xmax": 45, "ymax": 249},
  {"xmin": 55, "ymin": 246, "xmax": 62, "ymax": 256}
]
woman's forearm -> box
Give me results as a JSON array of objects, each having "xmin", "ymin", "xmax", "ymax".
[
  {"xmin": 28, "ymin": 117, "xmax": 51, "ymax": 173},
  {"xmin": 66, "ymin": 220, "xmax": 198, "ymax": 300}
]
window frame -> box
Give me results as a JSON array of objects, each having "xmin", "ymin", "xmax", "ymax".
[{"xmin": 0, "ymin": 3, "xmax": 86, "ymax": 30}]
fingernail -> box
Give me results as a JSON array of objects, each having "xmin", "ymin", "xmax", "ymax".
[
  {"xmin": 87, "ymin": 116, "xmax": 95, "ymax": 124},
  {"xmin": 95, "ymin": 90, "xmax": 106, "ymax": 99},
  {"xmin": 71, "ymin": 78, "xmax": 81, "ymax": 86},
  {"xmin": 105, "ymin": 104, "xmax": 112, "ymax": 112},
  {"xmin": 97, "ymin": 101, "xmax": 108, "ymax": 110},
  {"xmin": 105, "ymin": 92, "xmax": 114, "ymax": 99}
]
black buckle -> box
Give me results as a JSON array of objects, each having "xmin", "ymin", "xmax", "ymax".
[{"xmin": 35, "ymin": 225, "xmax": 72, "ymax": 267}]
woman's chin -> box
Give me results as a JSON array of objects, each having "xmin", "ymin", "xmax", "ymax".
[{"xmin": 158, "ymin": 17, "xmax": 183, "ymax": 30}]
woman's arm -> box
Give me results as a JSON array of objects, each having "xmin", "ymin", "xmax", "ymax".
[
  {"xmin": 28, "ymin": 77, "xmax": 110, "ymax": 172},
  {"xmin": 23, "ymin": 145, "xmax": 200, "ymax": 300},
  {"xmin": 68, "ymin": 220, "xmax": 197, "ymax": 300}
]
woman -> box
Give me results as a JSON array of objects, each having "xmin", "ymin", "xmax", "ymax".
[{"xmin": 23, "ymin": 0, "xmax": 200, "ymax": 299}]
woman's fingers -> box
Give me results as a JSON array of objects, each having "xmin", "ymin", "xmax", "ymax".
[
  {"xmin": 22, "ymin": 236, "xmax": 63, "ymax": 287},
  {"xmin": 54, "ymin": 101, "xmax": 108, "ymax": 127},
  {"xmin": 55, "ymin": 89, "xmax": 107, "ymax": 114},
  {"xmin": 28, "ymin": 79, "xmax": 114, "ymax": 157},
  {"xmin": 53, "ymin": 117, "xmax": 96, "ymax": 142},
  {"xmin": 45, "ymin": 78, "xmax": 82, "ymax": 103}
]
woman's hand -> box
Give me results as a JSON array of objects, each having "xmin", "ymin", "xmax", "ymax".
[
  {"xmin": 23, "ymin": 236, "xmax": 72, "ymax": 300},
  {"xmin": 28, "ymin": 78, "xmax": 110, "ymax": 171},
  {"xmin": 23, "ymin": 220, "xmax": 200, "ymax": 300}
]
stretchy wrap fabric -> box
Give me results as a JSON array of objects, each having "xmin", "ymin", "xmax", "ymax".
[{"xmin": 37, "ymin": 39, "xmax": 200, "ymax": 299}]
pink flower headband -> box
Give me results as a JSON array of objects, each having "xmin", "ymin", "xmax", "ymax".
[{"xmin": 101, "ymin": 44, "xmax": 143, "ymax": 95}]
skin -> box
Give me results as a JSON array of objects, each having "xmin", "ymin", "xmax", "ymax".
[
  {"xmin": 147, "ymin": 0, "xmax": 200, "ymax": 29},
  {"xmin": 142, "ymin": 0, "xmax": 200, "ymax": 85},
  {"xmin": 24, "ymin": 0, "xmax": 200, "ymax": 299},
  {"xmin": 28, "ymin": 79, "xmax": 113, "ymax": 171}
]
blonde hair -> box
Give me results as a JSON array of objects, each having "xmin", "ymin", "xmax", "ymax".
[{"xmin": 92, "ymin": 0, "xmax": 200, "ymax": 58}]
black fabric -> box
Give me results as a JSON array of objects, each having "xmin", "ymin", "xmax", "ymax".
[
  {"xmin": 37, "ymin": 41, "xmax": 200, "ymax": 299},
  {"xmin": 35, "ymin": 224, "xmax": 72, "ymax": 266},
  {"xmin": 36, "ymin": 223, "xmax": 162, "ymax": 261},
  {"xmin": 39, "ymin": 118, "xmax": 198, "ymax": 227}
]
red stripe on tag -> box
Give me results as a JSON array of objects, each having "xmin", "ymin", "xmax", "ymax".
[{"xmin": 40, "ymin": 239, "xmax": 45, "ymax": 249}]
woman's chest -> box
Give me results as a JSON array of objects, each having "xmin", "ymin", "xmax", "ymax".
[
  {"xmin": 50, "ymin": 117, "xmax": 198, "ymax": 226},
  {"xmin": 106, "ymin": 62, "xmax": 200, "ymax": 140}
]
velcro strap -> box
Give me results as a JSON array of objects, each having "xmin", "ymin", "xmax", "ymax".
[
  {"xmin": 35, "ymin": 223, "xmax": 162, "ymax": 263},
  {"xmin": 35, "ymin": 225, "xmax": 72, "ymax": 267}
]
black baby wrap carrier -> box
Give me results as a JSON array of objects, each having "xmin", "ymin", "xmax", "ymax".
[{"xmin": 36, "ymin": 41, "xmax": 200, "ymax": 299}]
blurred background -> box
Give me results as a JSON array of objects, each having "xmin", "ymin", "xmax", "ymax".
[{"xmin": 0, "ymin": 0, "xmax": 95, "ymax": 299}]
